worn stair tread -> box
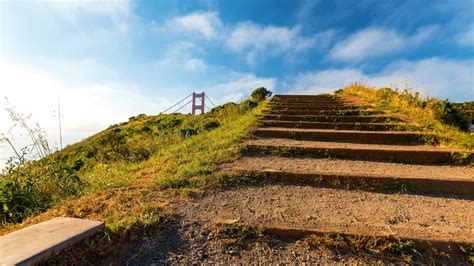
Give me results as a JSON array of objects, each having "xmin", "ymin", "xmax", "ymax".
[
  {"xmin": 261, "ymin": 114, "xmax": 400, "ymax": 121},
  {"xmin": 266, "ymin": 104, "xmax": 362, "ymax": 108},
  {"xmin": 226, "ymin": 156, "xmax": 473, "ymax": 182},
  {"xmin": 260, "ymin": 120, "xmax": 403, "ymax": 129},
  {"xmin": 254, "ymin": 127, "xmax": 422, "ymax": 138},
  {"xmin": 244, "ymin": 138, "xmax": 467, "ymax": 164},
  {"xmin": 263, "ymin": 110, "xmax": 381, "ymax": 115},
  {"xmin": 253, "ymin": 127, "xmax": 427, "ymax": 145},
  {"xmin": 201, "ymin": 185, "xmax": 474, "ymax": 244},
  {"xmin": 274, "ymin": 94, "xmax": 338, "ymax": 97},
  {"xmin": 246, "ymin": 138, "xmax": 458, "ymax": 153}
]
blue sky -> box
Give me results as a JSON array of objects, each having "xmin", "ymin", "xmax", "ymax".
[{"xmin": 0, "ymin": 0, "xmax": 473, "ymax": 164}]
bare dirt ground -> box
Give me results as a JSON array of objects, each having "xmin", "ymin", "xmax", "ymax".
[{"xmin": 125, "ymin": 185, "xmax": 473, "ymax": 265}]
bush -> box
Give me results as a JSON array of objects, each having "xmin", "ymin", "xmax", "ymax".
[
  {"xmin": 239, "ymin": 100, "xmax": 258, "ymax": 113},
  {"xmin": 432, "ymin": 100, "xmax": 470, "ymax": 131},
  {"xmin": 0, "ymin": 156, "xmax": 83, "ymax": 224},
  {"xmin": 141, "ymin": 126, "xmax": 153, "ymax": 133},
  {"xmin": 251, "ymin": 87, "xmax": 272, "ymax": 102},
  {"xmin": 157, "ymin": 117, "xmax": 182, "ymax": 129},
  {"xmin": 203, "ymin": 121, "xmax": 220, "ymax": 130},
  {"xmin": 129, "ymin": 148, "xmax": 151, "ymax": 162},
  {"xmin": 180, "ymin": 127, "xmax": 198, "ymax": 137}
]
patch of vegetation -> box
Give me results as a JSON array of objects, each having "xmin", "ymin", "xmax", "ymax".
[
  {"xmin": 336, "ymin": 84, "xmax": 474, "ymax": 151},
  {"xmin": 251, "ymin": 87, "xmax": 272, "ymax": 102},
  {"xmin": 453, "ymin": 102, "xmax": 474, "ymax": 120},
  {"xmin": 0, "ymin": 89, "xmax": 267, "ymax": 230},
  {"xmin": 1, "ymin": 185, "xmax": 178, "ymax": 265},
  {"xmin": 460, "ymin": 244, "xmax": 474, "ymax": 264},
  {"xmin": 304, "ymin": 234, "xmax": 420, "ymax": 263},
  {"xmin": 215, "ymin": 224, "xmax": 264, "ymax": 247}
]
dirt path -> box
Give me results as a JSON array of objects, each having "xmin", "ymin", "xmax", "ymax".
[
  {"xmin": 180, "ymin": 185, "xmax": 474, "ymax": 243},
  {"xmin": 125, "ymin": 190, "xmax": 418, "ymax": 265}
]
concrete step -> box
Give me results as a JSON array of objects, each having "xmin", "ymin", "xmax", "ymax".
[
  {"xmin": 274, "ymin": 94, "xmax": 338, "ymax": 99},
  {"xmin": 260, "ymin": 120, "xmax": 404, "ymax": 131},
  {"xmin": 244, "ymin": 138, "xmax": 464, "ymax": 164},
  {"xmin": 272, "ymin": 99, "xmax": 344, "ymax": 104},
  {"xmin": 263, "ymin": 109, "xmax": 381, "ymax": 116},
  {"xmin": 266, "ymin": 104, "xmax": 358, "ymax": 110},
  {"xmin": 224, "ymin": 156, "xmax": 474, "ymax": 196},
  {"xmin": 211, "ymin": 185, "xmax": 473, "ymax": 260},
  {"xmin": 272, "ymin": 97, "xmax": 343, "ymax": 103},
  {"xmin": 261, "ymin": 114, "xmax": 400, "ymax": 123},
  {"xmin": 253, "ymin": 128, "xmax": 425, "ymax": 145},
  {"xmin": 0, "ymin": 217, "xmax": 104, "ymax": 265}
]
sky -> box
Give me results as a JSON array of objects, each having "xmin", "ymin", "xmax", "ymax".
[{"xmin": 0, "ymin": 0, "xmax": 473, "ymax": 167}]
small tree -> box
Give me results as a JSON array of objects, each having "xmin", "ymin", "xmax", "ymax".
[{"xmin": 251, "ymin": 87, "xmax": 272, "ymax": 102}]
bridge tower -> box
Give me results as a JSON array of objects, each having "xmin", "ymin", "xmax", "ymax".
[{"xmin": 192, "ymin": 92, "xmax": 205, "ymax": 115}]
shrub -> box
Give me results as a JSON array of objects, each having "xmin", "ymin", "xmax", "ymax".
[
  {"xmin": 203, "ymin": 121, "xmax": 220, "ymax": 130},
  {"xmin": 129, "ymin": 148, "xmax": 151, "ymax": 162},
  {"xmin": 0, "ymin": 156, "xmax": 83, "ymax": 224},
  {"xmin": 432, "ymin": 100, "xmax": 470, "ymax": 131},
  {"xmin": 157, "ymin": 117, "xmax": 182, "ymax": 129},
  {"xmin": 180, "ymin": 127, "xmax": 198, "ymax": 137},
  {"xmin": 140, "ymin": 126, "xmax": 153, "ymax": 133},
  {"xmin": 239, "ymin": 100, "xmax": 258, "ymax": 113},
  {"xmin": 251, "ymin": 87, "xmax": 272, "ymax": 102}
]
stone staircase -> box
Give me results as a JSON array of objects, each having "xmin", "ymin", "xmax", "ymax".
[{"xmin": 222, "ymin": 94, "xmax": 473, "ymax": 260}]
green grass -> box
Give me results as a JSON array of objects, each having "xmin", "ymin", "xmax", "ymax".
[
  {"xmin": 0, "ymin": 99, "xmax": 266, "ymax": 232},
  {"xmin": 304, "ymin": 233, "xmax": 421, "ymax": 263},
  {"xmin": 336, "ymin": 84, "xmax": 474, "ymax": 151},
  {"xmin": 215, "ymin": 224, "xmax": 265, "ymax": 247}
]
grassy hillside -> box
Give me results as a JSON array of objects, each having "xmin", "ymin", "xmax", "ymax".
[
  {"xmin": 0, "ymin": 98, "xmax": 266, "ymax": 233},
  {"xmin": 337, "ymin": 84, "xmax": 474, "ymax": 152}
]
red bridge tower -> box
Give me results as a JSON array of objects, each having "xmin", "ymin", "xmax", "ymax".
[{"xmin": 192, "ymin": 92, "xmax": 205, "ymax": 115}]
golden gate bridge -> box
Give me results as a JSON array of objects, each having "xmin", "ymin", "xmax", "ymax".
[{"xmin": 160, "ymin": 92, "xmax": 216, "ymax": 115}]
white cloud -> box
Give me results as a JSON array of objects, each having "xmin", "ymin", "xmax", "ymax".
[
  {"xmin": 287, "ymin": 58, "xmax": 473, "ymax": 102},
  {"xmin": 456, "ymin": 25, "xmax": 474, "ymax": 46},
  {"xmin": 226, "ymin": 22, "xmax": 332, "ymax": 64},
  {"xmin": 184, "ymin": 58, "xmax": 206, "ymax": 71},
  {"xmin": 373, "ymin": 58, "xmax": 473, "ymax": 101},
  {"xmin": 153, "ymin": 42, "xmax": 207, "ymax": 73},
  {"xmin": 330, "ymin": 26, "xmax": 438, "ymax": 62},
  {"xmin": 32, "ymin": 0, "xmax": 133, "ymax": 34},
  {"xmin": 160, "ymin": 13, "xmax": 333, "ymax": 64},
  {"xmin": 220, "ymin": 93, "xmax": 247, "ymax": 103},
  {"xmin": 37, "ymin": 0, "xmax": 132, "ymax": 17},
  {"xmin": 210, "ymin": 73, "xmax": 277, "ymax": 103},
  {"xmin": 289, "ymin": 69, "xmax": 366, "ymax": 94},
  {"xmin": 166, "ymin": 11, "xmax": 222, "ymax": 39},
  {"xmin": 212, "ymin": 73, "xmax": 276, "ymax": 92}
]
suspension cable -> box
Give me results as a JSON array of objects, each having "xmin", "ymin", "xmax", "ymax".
[
  {"xmin": 160, "ymin": 93, "xmax": 193, "ymax": 114},
  {"xmin": 173, "ymin": 99, "xmax": 193, "ymax": 113},
  {"xmin": 205, "ymin": 94, "xmax": 216, "ymax": 107}
]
